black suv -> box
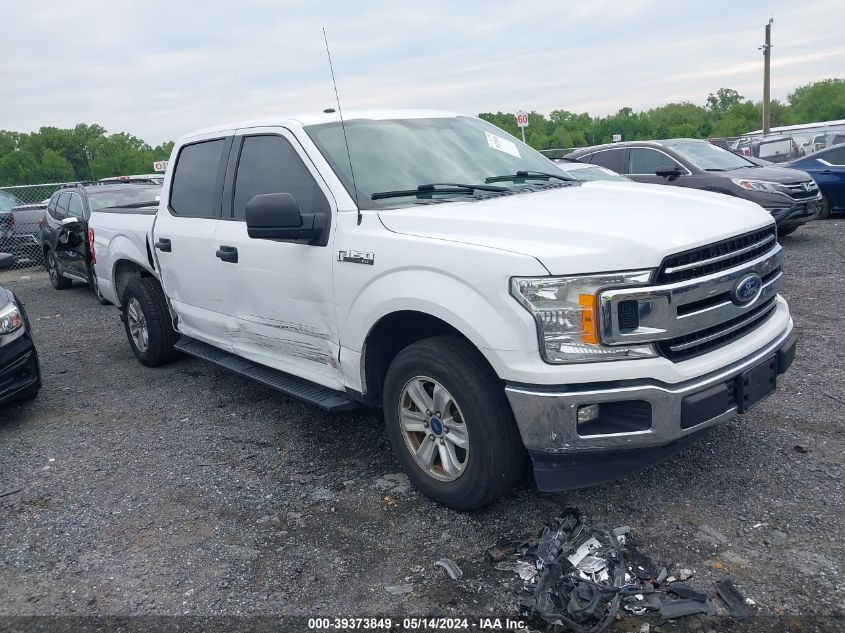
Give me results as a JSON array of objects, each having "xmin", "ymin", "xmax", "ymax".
[
  {"xmin": 0, "ymin": 252, "xmax": 41, "ymax": 405},
  {"xmin": 567, "ymin": 139, "xmax": 822, "ymax": 235},
  {"xmin": 40, "ymin": 181, "xmax": 161, "ymax": 302}
]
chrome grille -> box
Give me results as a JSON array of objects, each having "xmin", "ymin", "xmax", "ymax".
[
  {"xmin": 600, "ymin": 229, "xmax": 783, "ymax": 362},
  {"xmin": 778, "ymin": 181, "xmax": 819, "ymax": 200},
  {"xmin": 656, "ymin": 227, "xmax": 777, "ymax": 284},
  {"xmin": 657, "ymin": 297, "xmax": 778, "ymax": 361}
]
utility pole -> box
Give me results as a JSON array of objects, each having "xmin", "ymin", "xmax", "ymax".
[{"xmin": 761, "ymin": 18, "xmax": 773, "ymax": 135}]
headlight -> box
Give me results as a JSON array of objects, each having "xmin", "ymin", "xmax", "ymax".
[
  {"xmin": 510, "ymin": 271, "xmax": 656, "ymax": 363},
  {"xmin": 0, "ymin": 301, "xmax": 23, "ymax": 335},
  {"xmin": 731, "ymin": 178, "xmax": 782, "ymax": 193}
]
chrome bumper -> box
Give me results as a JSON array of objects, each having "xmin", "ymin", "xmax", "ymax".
[{"xmin": 505, "ymin": 322, "xmax": 795, "ymax": 454}]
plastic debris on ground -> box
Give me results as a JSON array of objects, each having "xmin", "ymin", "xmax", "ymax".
[
  {"xmin": 434, "ymin": 558, "xmax": 463, "ymax": 580},
  {"xmin": 489, "ymin": 507, "xmax": 755, "ymax": 632}
]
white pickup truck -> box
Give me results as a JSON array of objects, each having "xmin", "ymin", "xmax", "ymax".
[{"xmin": 90, "ymin": 110, "xmax": 796, "ymax": 509}]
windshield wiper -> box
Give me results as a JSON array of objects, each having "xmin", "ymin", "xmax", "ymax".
[
  {"xmin": 485, "ymin": 170, "xmax": 576, "ymax": 183},
  {"xmin": 371, "ymin": 182, "xmax": 511, "ymax": 201}
]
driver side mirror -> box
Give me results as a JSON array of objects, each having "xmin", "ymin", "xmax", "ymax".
[
  {"xmin": 655, "ymin": 165, "xmax": 683, "ymax": 178},
  {"xmin": 245, "ymin": 193, "xmax": 323, "ymax": 242}
]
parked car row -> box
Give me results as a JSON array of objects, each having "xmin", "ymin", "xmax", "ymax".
[{"xmin": 564, "ymin": 138, "xmax": 823, "ymax": 235}]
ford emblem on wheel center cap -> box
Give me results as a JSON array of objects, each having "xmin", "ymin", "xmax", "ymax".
[
  {"xmin": 732, "ymin": 273, "xmax": 763, "ymax": 305},
  {"xmin": 429, "ymin": 417, "xmax": 444, "ymax": 435}
]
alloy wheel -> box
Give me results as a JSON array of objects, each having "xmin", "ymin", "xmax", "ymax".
[{"xmin": 397, "ymin": 376, "xmax": 469, "ymax": 482}]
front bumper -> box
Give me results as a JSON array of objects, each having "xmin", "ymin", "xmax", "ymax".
[
  {"xmin": 0, "ymin": 319, "xmax": 42, "ymax": 405},
  {"xmin": 505, "ymin": 323, "xmax": 795, "ymax": 490},
  {"xmin": 764, "ymin": 194, "xmax": 822, "ymax": 228}
]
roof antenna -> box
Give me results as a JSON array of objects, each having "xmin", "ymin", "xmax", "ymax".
[{"xmin": 322, "ymin": 28, "xmax": 362, "ymax": 225}]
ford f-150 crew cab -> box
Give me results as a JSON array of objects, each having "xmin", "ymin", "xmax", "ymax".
[{"xmin": 90, "ymin": 110, "xmax": 796, "ymax": 510}]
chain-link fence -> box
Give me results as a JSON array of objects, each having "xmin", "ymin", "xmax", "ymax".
[{"xmin": 0, "ymin": 181, "xmax": 82, "ymax": 271}]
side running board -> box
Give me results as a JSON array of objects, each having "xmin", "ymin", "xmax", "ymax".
[{"xmin": 174, "ymin": 337, "xmax": 357, "ymax": 412}]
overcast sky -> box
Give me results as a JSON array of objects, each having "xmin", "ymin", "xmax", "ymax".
[{"xmin": 1, "ymin": 0, "xmax": 843, "ymax": 145}]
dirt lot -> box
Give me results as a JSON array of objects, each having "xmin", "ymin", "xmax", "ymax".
[{"xmin": 1, "ymin": 221, "xmax": 844, "ymax": 632}]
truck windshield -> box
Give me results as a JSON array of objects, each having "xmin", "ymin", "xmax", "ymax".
[
  {"xmin": 88, "ymin": 186, "xmax": 161, "ymax": 210},
  {"xmin": 305, "ymin": 116, "xmax": 565, "ymax": 208},
  {"xmin": 670, "ymin": 142, "xmax": 756, "ymax": 171}
]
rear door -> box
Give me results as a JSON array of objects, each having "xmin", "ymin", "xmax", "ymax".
[
  {"xmin": 212, "ymin": 128, "xmax": 342, "ymax": 389},
  {"xmin": 153, "ymin": 135, "xmax": 233, "ymax": 348}
]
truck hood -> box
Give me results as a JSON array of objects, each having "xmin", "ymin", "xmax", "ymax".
[{"xmin": 377, "ymin": 182, "xmax": 774, "ymax": 275}]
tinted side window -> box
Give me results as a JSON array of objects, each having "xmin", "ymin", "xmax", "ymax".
[
  {"xmin": 628, "ymin": 148, "xmax": 681, "ymax": 174},
  {"xmin": 47, "ymin": 196, "xmax": 59, "ymax": 219},
  {"xmin": 823, "ymin": 147, "xmax": 845, "ymax": 165},
  {"xmin": 68, "ymin": 194, "xmax": 84, "ymax": 218},
  {"xmin": 233, "ymin": 135, "xmax": 329, "ymax": 220},
  {"xmin": 54, "ymin": 193, "xmax": 70, "ymax": 220},
  {"xmin": 586, "ymin": 149, "xmax": 626, "ymax": 173},
  {"xmin": 169, "ymin": 139, "xmax": 226, "ymax": 217}
]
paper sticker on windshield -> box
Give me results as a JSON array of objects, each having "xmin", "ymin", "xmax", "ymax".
[{"xmin": 485, "ymin": 131, "xmax": 520, "ymax": 158}]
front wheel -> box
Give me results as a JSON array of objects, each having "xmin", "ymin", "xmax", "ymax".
[
  {"xmin": 122, "ymin": 277, "xmax": 179, "ymax": 367},
  {"xmin": 382, "ymin": 335, "xmax": 527, "ymax": 510},
  {"xmin": 816, "ymin": 195, "xmax": 832, "ymax": 220},
  {"xmin": 46, "ymin": 250, "xmax": 72, "ymax": 290}
]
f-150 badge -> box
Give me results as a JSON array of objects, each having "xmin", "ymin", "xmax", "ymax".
[{"xmin": 338, "ymin": 250, "xmax": 374, "ymax": 265}]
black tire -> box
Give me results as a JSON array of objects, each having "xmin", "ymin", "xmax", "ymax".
[
  {"xmin": 122, "ymin": 277, "xmax": 178, "ymax": 367},
  {"xmin": 382, "ymin": 335, "xmax": 527, "ymax": 510},
  {"xmin": 817, "ymin": 195, "xmax": 832, "ymax": 220},
  {"xmin": 46, "ymin": 250, "xmax": 72, "ymax": 290},
  {"xmin": 88, "ymin": 264, "xmax": 110, "ymax": 305},
  {"xmin": 778, "ymin": 225, "xmax": 799, "ymax": 237}
]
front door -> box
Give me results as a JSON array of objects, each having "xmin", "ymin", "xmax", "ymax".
[
  {"xmin": 213, "ymin": 128, "xmax": 341, "ymax": 389},
  {"xmin": 52, "ymin": 192, "xmax": 87, "ymax": 278},
  {"xmin": 625, "ymin": 147, "xmax": 688, "ymax": 187},
  {"xmin": 153, "ymin": 136, "xmax": 232, "ymax": 349}
]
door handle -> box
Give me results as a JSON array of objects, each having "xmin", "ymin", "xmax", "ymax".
[
  {"xmin": 216, "ymin": 245, "xmax": 238, "ymax": 263},
  {"xmin": 819, "ymin": 169, "xmax": 833, "ymax": 174},
  {"xmin": 154, "ymin": 238, "xmax": 172, "ymax": 252}
]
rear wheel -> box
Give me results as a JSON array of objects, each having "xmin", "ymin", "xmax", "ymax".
[
  {"xmin": 46, "ymin": 250, "xmax": 72, "ymax": 290},
  {"xmin": 816, "ymin": 194, "xmax": 832, "ymax": 220},
  {"xmin": 122, "ymin": 277, "xmax": 178, "ymax": 367},
  {"xmin": 382, "ymin": 335, "xmax": 527, "ymax": 510},
  {"xmin": 88, "ymin": 264, "xmax": 110, "ymax": 305}
]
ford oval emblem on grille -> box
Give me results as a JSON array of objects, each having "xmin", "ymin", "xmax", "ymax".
[{"xmin": 732, "ymin": 273, "xmax": 763, "ymax": 305}]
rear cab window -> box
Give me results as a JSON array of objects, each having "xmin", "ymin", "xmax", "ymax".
[{"xmin": 169, "ymin": 139, "xmax": 229, "ymax": 218}]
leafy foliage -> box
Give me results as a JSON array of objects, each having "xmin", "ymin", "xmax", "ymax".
[
  {"xmin": 479, "ymin": 78, "xmax": 845, "ymax": 151},
  {"xmin": 0, "ymin": 124, "xmax": 173, "ymax": 186},
  {"xmin": 1, "ymin": 79, "xmax": 843, "ymax": 185}
]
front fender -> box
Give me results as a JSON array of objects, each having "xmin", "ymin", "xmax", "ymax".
[{"xmin": 342, "ymin": 267, "xmax": 540, "ymax": 354}]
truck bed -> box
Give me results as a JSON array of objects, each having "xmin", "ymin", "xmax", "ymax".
[{"xmin": 89, "ymin": 205, "xmax": 158, "ymax": 305}]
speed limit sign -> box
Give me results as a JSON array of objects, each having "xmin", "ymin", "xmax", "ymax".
[{"xmin": 515, "ymin": 111, "xmax": 529, "ymax": 128}]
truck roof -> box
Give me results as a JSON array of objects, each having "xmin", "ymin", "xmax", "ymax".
[{"xmin": 180, "ymin": 109, "xmax": 462, "ymax": 142}]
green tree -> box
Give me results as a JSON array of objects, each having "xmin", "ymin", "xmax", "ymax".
[
  {"xmin": 706, "ymin": 88, "xmax": 744, "ymax": 116},
  {"xmin": 0, "ymin": 151, "xmax": 41, "ymax": 185},
  {"xmin": 787, "ymin": 79, "xmax": 845, "ymax": 122},
  {"xmin": 40, "ymin": 149, "xmax": 75, "ymax": 182}
]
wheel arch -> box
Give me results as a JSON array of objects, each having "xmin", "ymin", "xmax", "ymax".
[
  {"xmin": 360, "ymin": 310, "xmax": 500, "ymax": 405},
  {"xmin": 112, "ymin": 258, "xmax": 157, "ymax": 305}
]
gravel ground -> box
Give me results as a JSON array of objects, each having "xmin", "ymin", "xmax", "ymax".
[{"xmin": 1, "ymin": 220, "xmax": 843, "ymax": 632}]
